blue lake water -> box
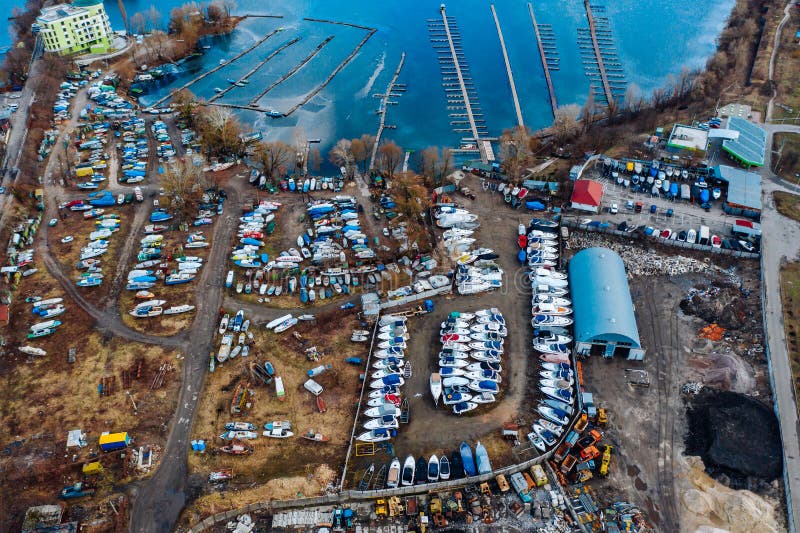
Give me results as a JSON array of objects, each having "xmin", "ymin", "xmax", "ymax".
[{"xmin": 4, "ymin": 0, "xmax": 733, "ymax": 155}]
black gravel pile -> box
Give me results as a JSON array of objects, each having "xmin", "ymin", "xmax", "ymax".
[{"xmin": 685, "ymin": 390, "xmax": 782, "ymax": 485}]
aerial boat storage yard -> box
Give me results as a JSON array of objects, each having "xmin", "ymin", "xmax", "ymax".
[{"xmin": 0, "ymin": 0, "xmax": 796, "ymax": 532}]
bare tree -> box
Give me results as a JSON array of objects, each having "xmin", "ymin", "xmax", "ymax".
[
  {"xmin": 378, "ymin": 141, "xmax": 403, "ymax": 179},
  {"xmin": 351, "ymin": 138, "xmax": 368, "ymax": 175},
  {"xmin": 623, "ymin": 83, "xmax": 645, "ymax": 115},
  {"xmin": 551, "ymin": 105, "xmax": 582, "ymax": 143},
  {"xmin": 161, "ymin": 159, "xmax": 209, "ymax": 222},
  {"xmin": 254, "ymin": 141, "xmax": 293, "ymax": 181},
  {"xmin": 499, "ymin": 126, "xmax": 534, "ymax": 184},
  {"xmin": 196, "ymin": 106, "xmax": 244, "ymax": 158},
  {"xmin": 328, "ymin": 139, "xmax": 354, "ymax": 178}
]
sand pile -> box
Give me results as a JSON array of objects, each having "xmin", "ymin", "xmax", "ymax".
[{"xmin": 677, "ymin": 456, "xmax": 781, "ymax": 533}]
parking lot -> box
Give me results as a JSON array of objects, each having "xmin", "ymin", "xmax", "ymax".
[{"xmin": 583, "ymin": 167, "xmax": 747, "ymax": 239}]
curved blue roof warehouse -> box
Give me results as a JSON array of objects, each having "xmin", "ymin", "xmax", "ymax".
[{"xmin": 568, "ymin": 247, "xmax": 643, "ymax": 359}]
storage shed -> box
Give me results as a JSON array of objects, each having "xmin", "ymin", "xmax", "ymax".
[
  {"xmin": 568, "ymin": 247, "xmax": 645, "ymax": 360},
  {"xmin": 713, "ymin": 165, "xmax": 762, "ymax": 219},
  {"xmin": 570, "ymin": 180, "xmax": 603, "ymax": 213}
]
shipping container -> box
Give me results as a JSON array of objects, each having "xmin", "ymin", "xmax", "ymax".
[{"xmin": 98, "ymin": 432, "xmax": 130, "ymax": 452}]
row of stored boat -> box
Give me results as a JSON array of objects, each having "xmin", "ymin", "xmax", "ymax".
[
  {"xmin": 523, "ymin": 219, "xmax": 577, "ymax": 453},
  {"xmin": 430, "ymin": 308, "xmax": 506, "ymax": 414},
  {"xmin": 74, "ymin": 210, "xmax": 123, "ymax": 288},
  {"xmin": 357, "ymin": 315, "xmax": 411, "ymax": 443},
  {"xmin": 436, "ymin": 206, "xmax": 504, "ymax": 296},
  {"xmin": 215, "ymin": 310, "xmax": 253, "ymax": 363},
  {"xmin": 26, "ymin": 295, "xmax": 66, "ymax": 339},
  {"xmin": 385, "ymin": 441, "xmax": 491, "ymax": 488}
]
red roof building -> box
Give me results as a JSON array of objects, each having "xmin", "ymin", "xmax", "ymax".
[{"xmin": 570, "ymin": 179, "xmax": 603, "ymax": 213}]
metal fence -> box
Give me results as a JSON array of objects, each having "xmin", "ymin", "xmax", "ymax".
[{"xmin": 562, "ymin": 219, "xmax": 760, "ymax": 259}]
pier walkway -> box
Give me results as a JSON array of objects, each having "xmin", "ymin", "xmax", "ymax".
[
  {"xmin": 490, "ymin": 5, "xmax": 524, "ymax": 128},
  {"xmin": 149, "ymin": 28, "xmax": 280, "ymax": 108},
  {"xmin": 207, "ymin": 37, "xmax": 301, "ymax": 103},
  {"xmin": 440, "ymin": 5, "xmax": 488, "ymax": 164},
  {"xmin": 249, "ymin": 36, "xmax": 334, "ymax": 107},
  {"xmin": 582, "ymin": 0, "xmax": 614, "ymax": 107},
  {"xmin": 369, "ymin": 52, "xmax": 405, "ymax": 171},
  {"xmin": 528, "ymin": 2, "xmax": 558, "ymax": 118}
]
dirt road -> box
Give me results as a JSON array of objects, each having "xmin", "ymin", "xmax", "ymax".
[{"xmin": 129, "ymin": 186, "xmax": 243, "ymax": 532}]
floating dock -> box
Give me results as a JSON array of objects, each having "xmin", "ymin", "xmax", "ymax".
[
  {"xmin": 207, "ymin": 37, "xmax": 301, "ymax": 103},
  {"xmin": 490, "ymin": 5, "xmax": 524, "ymax": 127},
  {"xmin": 528, "ymin": 2, "xmax": 558, "ymax": 118},
  {"xmin": 431, "ymin": 5, "xmax": 491, "ymax": 163},
  {"xmin": 578, "ymin": 0, "xmax": 626, "ymax": 108},
  {"xmin": 249, "ymin": 36, "xmax": 334, "ymax": 107},
  {"xmin": 369, "ymin": 52, "xmax": 405, "ymax": 171},
  {"xmin": 283, "ymin": 28, "xmax": 376, "ymax": 117},
  {"xmin": 150, "ymin": 28, "xmax": 281, "ymax": 108}
]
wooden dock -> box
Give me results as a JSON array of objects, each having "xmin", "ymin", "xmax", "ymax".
[
  {"xmin": 490, "ymin": 4, "xmax": 524, "ymax": 128},
  {"xmin": 207, "ymin": 37, "xmax": 301, "ymax": 103},
  {"xmin": 149, "ymin": 28, "xmax": 281, "ymax": 108},
  {"xmin": 582, "ymin": 0, "xmax": 614, "ymax": 107},
  {"xmin": 440, "ymin": 5, "xmax": 488, "ymax": 164},
  {"xmin": 369, "ymin": 52, "xmax": 405, "ymax": 171},
  {"xmin": 249, "ymin": 36, "xmax": 334, "ymax": 107},
  {"xmin": 528, "ymin": 2, "xmax": 558, "ymax": 118}
]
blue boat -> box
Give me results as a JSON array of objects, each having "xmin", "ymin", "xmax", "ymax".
[
  {"xmin": 474, "ymin": 442, "xmax": 491, "ymax": 474},
  {"xmin": 288, "ymin": 179, "xmax": 296, "ymax": 192},
  {"xmin": 699, "ymin": 189, "xmax": 710, "ymax": 203},
  {"xmin": 242, "ymin": 238, "xmax": 262, "ymax": 247},
  {"xmin": 517, "ymin": 249, "xmax": 526, "ymax": 264},
  {"xmin": 302, "ymin": 234, "xmax": 311, "ymax": 245},
  {"xmin": 669, "ymin": 182, "xmax": 679, "ymax": 197},
  {"xmin": 265, "ymin": 361, "xmax": 275, "ymax": 376},
  {"xmin": 300, "ymin": 288, "xmax": 308, "ymax": 303},
  {"xmin": 526, "ymin": 201, "xmax": 546, "ymax": 211},
  {"xmin": 130, "ymin": 275, "xmax": 157, "ymax": 283},
  {"xmin": 325, "ymin": 287, "xmax": 333, "ymax": 298},
  {"xmin": 460, "ymin": 442, "xmax": 476, "ymax": 477},
  {"xmin": 150, "ymin": 212, "xmax": 172, "ymax": 223},
  {"xmin": 300, "ymin": 274, "xmax": 307, "ymax": 288},
  {"xmin": 89, "ymin": 196, "xmax": 115, "ymax": 207},
  {"xmin": 302, "ymin": 180, "xmax": 310, "ymax": 193},
  {"xmin": 260, "ymin": 253, "xmax": 269, "ymax": 264}
]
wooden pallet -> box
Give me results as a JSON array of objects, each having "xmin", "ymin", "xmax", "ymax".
[{"xmin": 355, "ymin": 442, "xmax": 376, "ymax": 456}]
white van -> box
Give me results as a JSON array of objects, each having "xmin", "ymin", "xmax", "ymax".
[{"xmin": 303, "ymin": 379, "xmax": 323, "ymax": 396}]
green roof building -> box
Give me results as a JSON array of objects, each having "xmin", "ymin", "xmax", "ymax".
[{"xmin": 36, "ymin": 0, "xmax": 113, "ymax": 56}]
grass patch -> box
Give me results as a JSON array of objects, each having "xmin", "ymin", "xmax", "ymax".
[
  {"xmin": 773, "ymin": 133, "xmax": 800, "ymax": 183},
  {"xmin": 780, "ymin": 263, "xmax": 800, "ymax": 414},
  {"xmin": 773, "ymin": 191, "xmax": 800, "ymax": 221}
]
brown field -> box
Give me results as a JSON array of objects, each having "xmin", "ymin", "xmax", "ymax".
[
  {"xmin": 0, "ymin": 299, "xmax": 181, "ymax": 529},
  {"xmin": 780, "ymin": 262, "xmax": 800, "ymax": 413},
  {"xmin": 182, "ymin": 311, "xmax": 368, "ymax": 523}
]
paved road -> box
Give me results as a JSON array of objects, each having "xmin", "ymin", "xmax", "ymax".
[
  {"xmin": 0, "ymin": 56, "xmax": 43, "ymax": 229},
  {"xmin": 761, "ymin": 122, "xmax": 800, "ymax": 533}
]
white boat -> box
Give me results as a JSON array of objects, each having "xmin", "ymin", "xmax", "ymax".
[
  {"xmin": 163, "ymin": 304, "xmax": 195, "ymax": 315},
  {"xmin": 471, "ymin": 392, "xmax": 496, "ymax": 404},
  {"xmin": 265, "ymin": 313, "xmax": 293, "ymax": 330},
  {"xmin": 452, "ymin": 401, "xmax": 478, "ymax": 415},
  {"xmin": 363, "ymin": 416, "xmax": 398, "ymax": 430},
  {"xmin": 401, "ymin": 455, "xmax": 416, "ymax": 486},
  {"xmin": 274, "ymin": 317, "xmax": 298, "ymax": 333},
  {"xmin": 387, "ymin": 457, "xmax": 402, "ymax": 488},
  {"xmin": 430, "ymin": 373, "xmax": 442, "ymax": 406},
  {"xmin": 364, "ymin": 404, "xmax": 401, "ymax": 418},
  {"xmin": 263, "ymin": 421, "xmax": 294, "ymax": 439},
  {"xmin": 356, "ymin": 428, "xmax": 392, "ymax": 443}
]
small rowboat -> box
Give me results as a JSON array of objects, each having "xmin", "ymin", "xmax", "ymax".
[
  {"xmin": 316, "ymin": 395, "xmax": 327, "ymax": 413},
  {"xmin": 302, "ymin": 429, "xmax": 330, "ymax": 443}
]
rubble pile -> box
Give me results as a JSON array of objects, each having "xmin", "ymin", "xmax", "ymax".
[{"xmin": 567, "ymin": 233, "xmax": 720, "ymax": 277}]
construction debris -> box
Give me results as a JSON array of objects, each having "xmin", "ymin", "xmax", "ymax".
[{"xmin": 567, "ymin": 232, "xmax": 721, "ymax": 278}]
